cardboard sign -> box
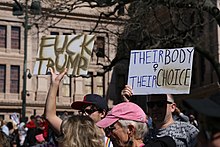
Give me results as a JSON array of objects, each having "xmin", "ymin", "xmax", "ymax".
[
  {"xmin": 33, "ymin": 34, "xmax": 95, "ymax": 75},
  {"xmin": 127, "ymin": 47, "xmax": 194, "ymax": 95}
]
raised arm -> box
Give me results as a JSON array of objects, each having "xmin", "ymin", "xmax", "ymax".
[
  {"xmin": 44, "ymin": 68, "xmax": 67, "ymax": 134},
  {"xmin": 121, "ymin": 85, "xmax": 133, "ymax": 102}
]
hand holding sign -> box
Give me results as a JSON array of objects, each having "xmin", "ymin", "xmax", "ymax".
[{"xmin": 121, "ymin": 85, "xmax": 133, "ymax": 102}]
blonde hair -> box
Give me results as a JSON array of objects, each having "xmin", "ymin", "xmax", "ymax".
[{"xmin": 59, "ymin": 115, "xmax": 104, "ymax": 147}]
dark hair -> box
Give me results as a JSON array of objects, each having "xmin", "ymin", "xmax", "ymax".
[
  {"xmin": 6, "ymin": 122, "xmax": 13, "ymax": 130},
  {"xmin": 145, "ymin": 136, "xmax": 176, "ymax": 147},
  {"xmin": 30, "ymin": 115, "xmax": 35, "ymax": 120}
]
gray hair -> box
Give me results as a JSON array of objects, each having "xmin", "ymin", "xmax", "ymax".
[{"xmin": 118, "ymin": 119, "xmax": 148, "ymax": 140}]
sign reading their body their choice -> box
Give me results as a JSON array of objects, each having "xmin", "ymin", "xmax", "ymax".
[
  {"xmin": 34, "ymin": 34, "xmax": 95, "ymax": 75},
  {"xmin": 128, "ymin": 47, "xmax": 194, "ymax": 95}
]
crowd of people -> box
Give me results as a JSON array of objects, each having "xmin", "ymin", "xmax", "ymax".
[
  {"xmin": 0, "ymin": 114, "xmax": 52, "ymax": 147},
  {"xmin": 1, "ymin": 67, "xmax": 220, "ymax": 147}
]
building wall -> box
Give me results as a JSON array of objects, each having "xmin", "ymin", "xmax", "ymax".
[
  {"xmin": 0, "ymin": 1, "xmax": 123, "ymax": 121},
  {"xmin": 1, "ymin": 1, "xmax": 219, "ymax": 121}
]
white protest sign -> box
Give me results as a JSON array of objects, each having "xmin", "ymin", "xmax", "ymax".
[
  {"xmin": 34, "ymin": 34, "xmax": 95, "ymax": 75},
  {"xmin": 127, "ymin": 47, "xmax": 194, "ymax": 95}
]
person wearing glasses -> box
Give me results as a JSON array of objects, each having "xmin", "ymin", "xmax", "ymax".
[
  {"xmin": 71, "ymin": 92, "xmax": 114, "ymax": 147},
  {"xmin": 71, "ymin": 94, "xmax": 109, "ymax": 124},
  {"xmin": 96, "ymin": 102, "xmax": 176, "ymax": 147},
  {"xmin": 121, "ymin": 85, "xmax": 199, "ymax": 147},
  {"xmin": 45, "ymin": 68, "xmax": 104, "ymax": 147},
  {"xmin": 96, "ymin": 102, "xmax": 148, "ymax": 147}
]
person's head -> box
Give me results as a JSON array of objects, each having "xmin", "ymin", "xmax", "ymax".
[
  {"xmin": 6, "ymin": 121, "xmax": 14, "ymax": 130},
  {"xmin": 184, "ymin": 91, "xmax": 220, "ymax": 147},
  {"xmin": 203, "ymin": 116, "xmax": 220, "ymax": 147},
  {"xmin": 147, "ymin": 94, "xmax": 176, "ymax": 128},
  {"xmin": 35, "ymin": 115, "xmax": 43, "ymax": 126},
  {"xmin": 209, "ymin": 132, "xmax": 220, "ymax": 147},
  {"xmin": 196, "ymin": 116, "xmax": 220, "ymax": 147},
  {"xmin": 71, "ymin": 94, "xmax": 109, "ymax": 123},
  {"xmin": 30, "ymin": 115, "xmax": 35, "ymax": 120},
  {"xmin": 97, "ymin": 102, "xmax": 148, "ymax": 147},
  {"xmin": 58, "ymin": 115, "xmax": 103, "ymax": 147}
]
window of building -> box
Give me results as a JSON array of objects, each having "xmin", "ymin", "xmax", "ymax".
[
  {"xmin": 62, "ymin": 75, "xmax": 71, "ymax": 97},
  {"xmin": 63, "ymin": 33, "xmax": 71, "ymax": 35},
  {"xmin": 11, "ymin": 26, "xmax": 20, "ymax": 49},
  {"xmin": 10, "ymin": 65, "xmax": 20, "ymax": 93},
  {"xmin": 50, "ymin": 32, "xmax": 59, "ymax": 35},
  {"xmin": 0, "ymin": 65, "xmax": 6, "ymax": 93},
  {"xmin": 95, "ymin": 36, "xmax": 105, "ymax": 57},
  {"xmin": 0, "ymin": 25, "xmax": 7, "ymax": 48},
  {"xmin": 0, "ymin": 115, "xmax": 4, "ymax": 120}
]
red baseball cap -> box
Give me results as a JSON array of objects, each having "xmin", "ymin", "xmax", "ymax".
[{"xmin": 71, "ymin": 94, "xmax": 108, "ymax": 111}]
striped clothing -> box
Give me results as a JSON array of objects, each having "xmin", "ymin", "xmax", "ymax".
[{"xmin": 104, "ymin": 136, "xmax": 113, "ymax": 147}]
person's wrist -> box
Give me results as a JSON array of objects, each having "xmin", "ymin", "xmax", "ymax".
[{"xmin": 51, "ymin": 82, "xmax": 59, "ymax": 87}]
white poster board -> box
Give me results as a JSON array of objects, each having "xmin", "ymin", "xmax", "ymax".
[
  {"xmin": 127, "ymin": 47, "xmax": 194, "ymax": 95},
  {"xmin": 33, "ymin": 34, "xmax": 95, "ymax": 75}
]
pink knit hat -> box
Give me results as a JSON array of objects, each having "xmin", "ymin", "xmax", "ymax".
[{"xmin": 96, "ymin": 102, "xmax": 147, "ymax": 128}]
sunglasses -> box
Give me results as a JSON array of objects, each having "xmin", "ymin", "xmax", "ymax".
[
  {"xmin": 147, "ymin": 100, "xmax": 172, "ymax": 109},
  {"xmin": 78, "ymin": 108, "xmax": 98, "ymax": 115},
  {"xmin": 105, "ymin": 123, "xmax": 116, "ymax": 137},
  {"xmin": 108, "ymin": 123, "xmax": 116, "ymax": 131}
]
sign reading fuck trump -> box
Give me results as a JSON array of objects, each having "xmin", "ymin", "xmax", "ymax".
[
  {"xmin": 127, "ymin": 47, "xmax": 194, "ymax": 95},
  {"xmin": 33, "ymin": 34, "xmax": 95, "ymax": 75}
]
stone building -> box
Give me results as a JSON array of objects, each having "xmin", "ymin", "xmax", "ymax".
[
  {"xmin": 1, "ymin": 0, "xmax": 220, "ymax": 122},
  {"xmin": 0, "ymin": 0, "xmax": 124, "ymax": 121}
]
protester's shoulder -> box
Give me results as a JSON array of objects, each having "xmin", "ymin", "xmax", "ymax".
[
  {"xmin": 174, "ymin": 121, "xmax": 197, "ymax": 128},
  {"xmin": 145, "ymin": 136, "xmax": 176, "ymax": 147},
  {"xmin": 174, "ymin": 121, "xmax": 199, "ymax": 133}
]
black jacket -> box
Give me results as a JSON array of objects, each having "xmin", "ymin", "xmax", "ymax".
[{"xmin": 145, "ymin": 136, "xmax": 176, "ymax": 147}]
